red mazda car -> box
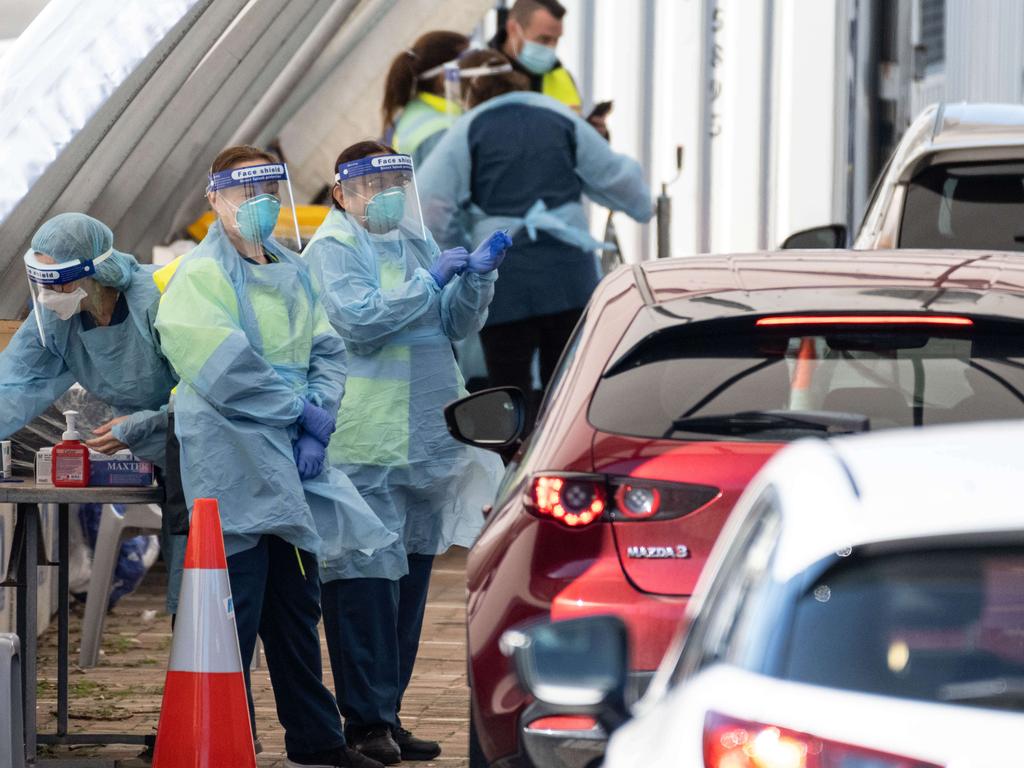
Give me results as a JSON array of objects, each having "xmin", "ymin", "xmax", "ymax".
[{"xmin": 444, "ymin": 250, "xmax": 1024, "ymax": 768}]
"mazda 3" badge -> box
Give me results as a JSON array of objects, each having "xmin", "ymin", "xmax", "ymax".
[{"xmin": 626, "ymin": 545, "xmax": 690, "ymax": 559}]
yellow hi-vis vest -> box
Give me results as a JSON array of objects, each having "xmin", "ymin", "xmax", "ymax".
[
  {"xmin": 542, "ymin": 67, "xmax": 581, "ymax": 111},
  {"xmin": 153, "ymin": 257, "xmax": 181, "ymax": 294}
]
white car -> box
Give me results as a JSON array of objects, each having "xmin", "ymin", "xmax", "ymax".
[{"xmin": 504, "ymin": 421, "xmax": 1024, "ymax": 767}]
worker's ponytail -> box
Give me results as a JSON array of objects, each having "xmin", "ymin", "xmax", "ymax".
[{"xmin": 381, "ymin": 30, "xmax": 469, "ymax": 134}]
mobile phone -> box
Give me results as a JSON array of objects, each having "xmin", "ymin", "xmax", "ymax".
[{"xmin": 588, "ymin": 100, "xmax": 614, "ymax": 119}]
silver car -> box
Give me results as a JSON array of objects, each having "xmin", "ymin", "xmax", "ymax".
[{"xmin": 785, "ymin": 102, "xmax": 1024, "ymax": 252}]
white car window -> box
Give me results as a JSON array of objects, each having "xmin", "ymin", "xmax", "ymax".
[{"xmin": 669, "ymin": 487, "xmax": 781, "ymax": 687}]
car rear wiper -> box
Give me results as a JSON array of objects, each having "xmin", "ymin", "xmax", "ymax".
[
  {"xmin": 667, "ymin": 409, "xmax": 870, "ymax": 438},
  {"xmin": 940, "ymin": 676, "xmax": 1024, "ymax": 708}
]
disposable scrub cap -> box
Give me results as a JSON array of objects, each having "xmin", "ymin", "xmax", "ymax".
[{"xmin": 30, "ymin": 213, "xmax": 137, "ymax": 290}]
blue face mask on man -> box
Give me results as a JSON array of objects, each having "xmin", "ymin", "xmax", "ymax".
[
  {"xmin": 236, "ymin": 193, "xmax": 281, "ymax": 243},
  {"xmin": 364, "ymin": 187, "xmax": 407, "ymax": 234},
  {"xmin": 517, "ymin": 39, "xmax": 558, "ymax": 75}
]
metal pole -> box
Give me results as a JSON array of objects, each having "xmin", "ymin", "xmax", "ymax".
[
  {"xmin": 20, "ymin": 504, "xmax": 37, "ymax": 762},
  {"xmin": 851, "ymin": 0, "xmax": 879, "ymax": 231},
  {"xmin": 757, "ymin": 0, "xmax": 775, "ymax": 249},
  {"xmin": 656, "ymin": 184, "xmax": 671, "ymax": 259},
  {"xmin": 639, "ymin": 0, "xmax": 657, "ymax": 261},
  {"xmin": 57, "ymin": 504, "xmax": 69, "ymax": 738},
  {"xmin": 580, "ymin": 0, "xmax": 597, "ymax": 111},
  {"xmin": 697, "ymin": 0, "xmax": 717, "ymax": 253}
]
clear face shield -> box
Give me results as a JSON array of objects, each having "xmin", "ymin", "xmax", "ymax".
[
  {"xmin": 336, "ymin": 154, "xmax": 426, "ymax": 240},
  {"xmin": 454, "ymin": 61, "xmax": 514, "ymax": 110},
  {"xmin": 24, "ymin": 248, "xmax": 112, "ymax": 345},
  {"xmin": 207, "ymin": 162, "xmax": 300, "ymax": 260},
  {"xmin": 416, "ymin": 60, "xmax": 464, "ymax": 117}
]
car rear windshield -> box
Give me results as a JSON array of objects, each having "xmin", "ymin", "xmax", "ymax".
[
  {"xmin": 780, "ymin": 547, "xmax": 1024, "ymax": 712},
  {"xmin": 588, "ymin": 318, "xmax": 1024, "ymax": 441},
  {"xmin": 900, "ymin": 161, "xmax": 1024, "ymax": 251}
]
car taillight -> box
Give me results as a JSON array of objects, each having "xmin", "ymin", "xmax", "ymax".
[
  {"xmin": 525, "ymin": 715, "xmax": 598, "ymax": 731},
  {"xmin": 530, "ymin": 475, "xmax": 607, "ymax": 527},
  {"xmin": 703, "ymin": 712, "xmax": 942, "ymax": 768},
  {"xmin": 526, "ymin": 474, "xmax": 719, "ymax": 528},
  {"xmin": 755, "ymin": 314, "xmax": 972, "ymax": 327},
  {"xmin": 615, "ymin": 484, "xmax": 661, "ymax": 519}
]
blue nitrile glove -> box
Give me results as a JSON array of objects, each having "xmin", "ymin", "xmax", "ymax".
[
  {"xmin": 428, "ymin": 247, "xmax": 470, "ymax": 288},
  {"xmin": 299, "ymin": 398, "xmax": 335, "ymax": 445},
  {"xmin": 293, "ymin": 431, "xmax": 326, "ymax": 480},
  {"xmin": 466, "ymin": 230, "xmax": 513, "ymax": 274}
]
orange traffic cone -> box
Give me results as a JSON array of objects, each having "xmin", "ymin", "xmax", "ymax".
[
  {"xmin": 153, "ymin": 498, "xmax": 256, "ymax": 768},
  {"xmin": 790, "ymin": 336, "xmax": 818, "ymax": 411}
]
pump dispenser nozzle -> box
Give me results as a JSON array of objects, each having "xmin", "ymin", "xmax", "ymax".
[{"xmin": 62, "ymin": 410, "xmax": 81, "ymax": 441}]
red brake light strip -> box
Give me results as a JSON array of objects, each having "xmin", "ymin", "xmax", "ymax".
[{"xmin": 756, "ymin": 314, "xmax": 973, "ymax": 327}]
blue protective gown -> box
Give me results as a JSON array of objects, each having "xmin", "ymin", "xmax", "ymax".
[
  {"xmin": 417, "ymin": 90, "xmax": 652, "ymax": 327},
  {"xmin": 154, "ymin": 221, "xmax": 394, "ymax": 560},
  {"xmin": 304, "ymin": 209, "xmax": 505, "ymax": 581},
  {"xmin": 0, "ymin": 265, "xmax": 176, "ymax": 464}
]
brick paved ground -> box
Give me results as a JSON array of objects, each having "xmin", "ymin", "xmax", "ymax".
[{"xmin": 34, "ymin": 549, "xmax": 471, "ymax": 767}]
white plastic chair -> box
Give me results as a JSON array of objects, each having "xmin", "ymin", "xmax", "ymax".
[
  {"xmin": 0, "ymin": 633, "xmax": 24, "ymax": 768},
  {"xmin": 78, "ymin": 504, "xmax": 162, "ymax": 668}
]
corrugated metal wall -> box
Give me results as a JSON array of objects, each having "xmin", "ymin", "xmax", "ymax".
[{"xmin": 945, "ymin": 0, "xmax": 1024, "ymax": 102}]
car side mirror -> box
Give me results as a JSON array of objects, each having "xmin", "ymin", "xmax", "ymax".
[
  {"xmin": 781, "ymin": 224, "xmax": 848, "ymax": 249},
  {"xmin": 501, "ymin": 615, "xmax": 631, "ymax": 734},
  {"xmin": 444, "ymin": 386, "xmax": 526, "ymax": 451}
]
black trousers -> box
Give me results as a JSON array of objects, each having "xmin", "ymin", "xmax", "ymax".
[
  {"xmin": 163, "ymin": 413, "xmax": 190, "ymax": 535},
  {"xmin": 479, "ymin": 308, "xmax": 583, "ymax": 427},
  {"xmin": 230, "ymin": 536, "xmax": 346, "ymax": 758},
  {"xmin": 321, "ymin": 554, "xmax": 435, "ymax": 735}
]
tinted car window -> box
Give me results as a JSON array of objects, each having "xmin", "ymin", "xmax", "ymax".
[
  {"xmin": 780, "ymin": 547, "xmax": 1024, "ymax": 712},
  {"xmin": 899, "ymin": 161, "xmax": 1024, "ymax": 250},
  {"xmin": 589, "ymin": 321, "xmax": 1024, "ymax": 441}
]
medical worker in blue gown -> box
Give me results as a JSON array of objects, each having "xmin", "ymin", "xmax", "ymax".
[
  {"xmin": 418, "ymin": 49, "xmax": 652, "ymax": 420},
  {"xmin": 155, "ymin": 145, "xmax": 393, "ymax": 768},
  {"xmin": 303, "ymin": 141, "xmax": 508, "ymax": 765},
  {"xmin": 1, "ymin": 213, "xmax": 175, "ymax": 461},
  {"xmin": 0, "ymin": 212, "xmax": 186, "ymax": 609}
]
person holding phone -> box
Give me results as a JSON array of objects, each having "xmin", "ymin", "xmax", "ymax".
[{"xmin": 489, "ymin": 0, "xmax": 611, "ymax": 137}]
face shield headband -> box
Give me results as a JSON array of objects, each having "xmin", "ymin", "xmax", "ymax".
[
  {"xmin": 206, "ymin": 162, "xmax": 302, "ymax": 249},
  {"xmin": 335, "ymin": 154, "xmax": 425, "ymax": 238},
  {"xmin": 24, "ymin": 248, "xmax": 113, "ymax": 285},
  {"xmin": 418, "ymin": 60, "xmax": 514, "ymax": 81}
]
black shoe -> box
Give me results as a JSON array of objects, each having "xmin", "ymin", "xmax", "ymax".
[
  {"xmin": 393, "ymin": 727, "xmax": 441, "ymax": 761},
  {"xmin": 286, "ymin": 746, "xmax": 386, "ymax": 768},
  {"xmin": 349, "ymin": 727, "xmax": 402, "ymax": 765}
]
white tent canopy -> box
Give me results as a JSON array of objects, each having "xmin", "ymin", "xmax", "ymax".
[{"xmin": 0, "ymin": 0, "xmax": 490, "ymax": 319}]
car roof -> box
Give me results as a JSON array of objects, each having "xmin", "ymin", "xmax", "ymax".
[
  {"xmin": 635, "ymin": 249, "xmax": 1024, "ymax": 318},
  {"xmin": 931, "ymin": 102, "xmax": 1024, "ymax": 148},
  {"xmin": 757, "ymin": 422, "xmax": 1024, "ymax": 580}
]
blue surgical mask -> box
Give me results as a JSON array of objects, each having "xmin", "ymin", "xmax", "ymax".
[
  {"xmin": 235, "ymin": 194, "xmax": 281, "ymax": 243},
  {"xmin": 517, "ymin": 40, "xmax": 558, "ymax": 75},
  {"xmin": 364, "ymin": 187, "xmax": 406, "ymax": 234}
]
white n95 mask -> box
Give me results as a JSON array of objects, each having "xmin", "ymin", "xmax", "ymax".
[{"xmin": 36, "ymin": 286, "xmax": 87, "ymax": 320}]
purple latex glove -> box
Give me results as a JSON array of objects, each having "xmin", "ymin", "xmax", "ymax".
[
  {"xmin": 292, "ymin": 431, "xmax": 326, "ymax": 480},
  {"xmin": 428, "ymin": 247, "xmax": 470, "ymax": 287},
  {"xmin": 299, "ymin": 398, "xmax": 335, "ymax": 445},
  {"xmin": 466, "ymin": 230, "xmax": 513, "ymax": 274}
]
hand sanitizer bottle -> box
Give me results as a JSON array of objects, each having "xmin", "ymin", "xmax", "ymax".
[{"xmin": 52, "ymin": 410, "xmax": 90, "ymax": 487}]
